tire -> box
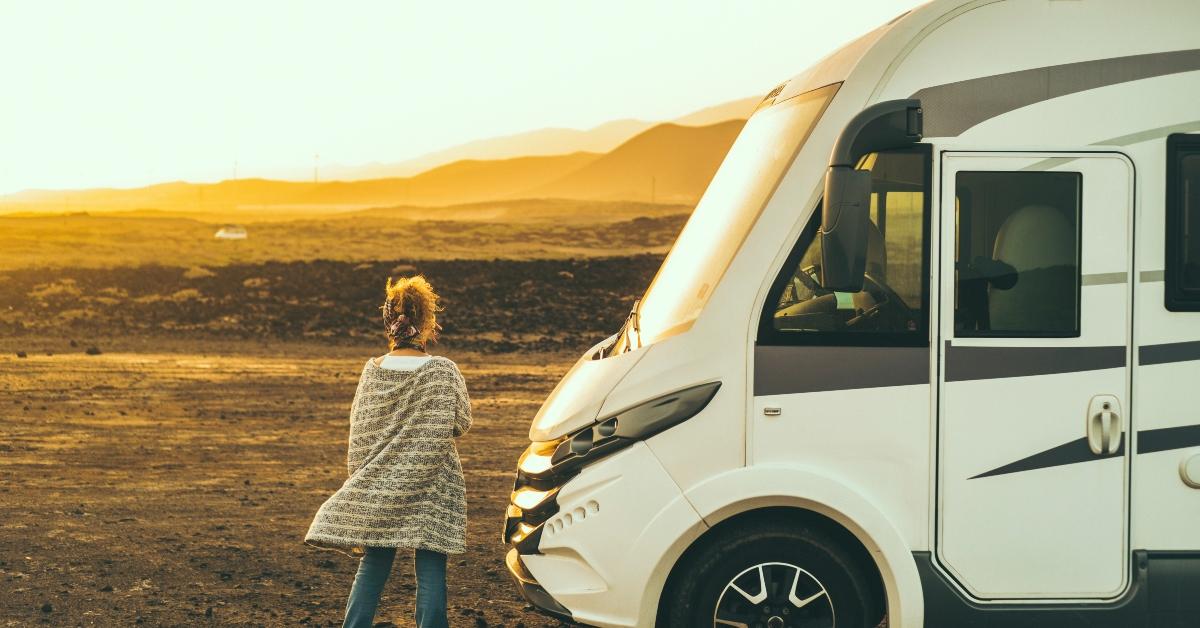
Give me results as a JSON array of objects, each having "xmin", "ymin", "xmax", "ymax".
[{"xmin": 661, "ymin": 519, "xmax": 884, "ymax": 628}]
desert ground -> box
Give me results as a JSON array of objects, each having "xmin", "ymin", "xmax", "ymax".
[
  {"xmin": 0, "ymin": 200, "xmax": 687, "ymax": 271},
  {"xmin": 0, "ymin": 198, "xmax": 676, "ymax": 628},
  {"xmin": 0, "ymin": 341, "xmax": 583, "ymax": 627}
]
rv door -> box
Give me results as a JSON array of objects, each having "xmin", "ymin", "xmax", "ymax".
[{"xmin": 935, "ymin": 152, "xmax": 1134, "ymax": 600}]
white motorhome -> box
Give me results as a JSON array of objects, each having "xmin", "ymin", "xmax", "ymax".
[{"xmin": 503, "ymin": 1, "xmax": 1200, "ymax": 626}]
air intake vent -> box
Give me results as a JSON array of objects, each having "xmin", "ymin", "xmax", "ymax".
[{"xmin": 546, "ymin": 500, "xmax": 600, "ymax": 536}]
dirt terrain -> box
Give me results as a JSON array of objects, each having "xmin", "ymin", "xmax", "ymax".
[
  {"xmin": 0, "ymin": 203, "xmax": 687, "ymax": 272},
  {"xmin": 0, "ymin": 342, "xmax": 580, "ymax": 627},
  {"xmin": 0, "ymin": 255, "xmax": 657, "ymax": 625},
  {"xmin": 0, "ymin": 256, "xmax": 663, "ymax": 354}
]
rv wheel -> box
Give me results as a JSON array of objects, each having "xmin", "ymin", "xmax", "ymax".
[{"xmin": 661, "ymin": 519, "xmax": 883, "ymax": 628}]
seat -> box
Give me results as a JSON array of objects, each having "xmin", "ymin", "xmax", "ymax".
[
  {"xmin": 851, "ymin": 220, "xmax": 888, "ymax": 311},
  {"xmin": 987, "ymin": 204, "xmax": 1076, "ymax": 333}
]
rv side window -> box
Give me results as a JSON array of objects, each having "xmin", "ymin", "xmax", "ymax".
[
  {"xmin": 954, "ymin": 171, "xmax": 1081, "ymax": 337},
  {"xmin": 760, "ymin": 146, "xmax": 931, "ymax": 347},
  {"xmin": 1167, "ymin": 133, "xmax": 1200, "ymax": 311}
]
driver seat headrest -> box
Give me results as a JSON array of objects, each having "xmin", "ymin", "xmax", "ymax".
[{"xmin": 988, "ymin": 204, "xmax": 1076, "ymax": 332}]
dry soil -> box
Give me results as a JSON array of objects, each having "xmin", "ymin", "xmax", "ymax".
[{"xmin": 0, "ymin": 344, "xmax": 576, "ymax": 627}]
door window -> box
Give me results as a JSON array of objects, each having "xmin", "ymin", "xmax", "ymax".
[
  {"xmin": 1167, "ymin": 133, "xmax": 1200, "ymax": 311},
  {"xmin": 954, "ymin": 171, "xmax": 1082, "ymax": 337},
  {"xmin": 759, "ymin": 146, "xmax": 930, "ymax": 346}
]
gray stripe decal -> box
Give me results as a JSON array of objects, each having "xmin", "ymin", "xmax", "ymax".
[
  {"xmin": 1140, "ymin": 270, "xmax": 1165, "ymax": 283},
  {"xmin": 1081, "ymin": 272, "xmax": 1127, "ymax": 286},
  {"xmin": 1100, "ymin": 120, "xmax": 1200, "ymax": 147},
  {"xmin": 1018, "ymin": 120, "xmax": 1200, "ymax": 173},
  {"xmin": 1020, "ymin": 157, "xmax": 1077, "ymax": 172},
  {"xmin": 754, "ymin": 345, "xmax": 928, "ymax": 396},
  {"xmin": 755, "ymin": 338, "xmax": 1195, "ymax": 395},
  {"xmin": 1139, "ymin": 340, "xmax": 1200, "ymax": 366},
  {"xmin": 912, "ymin": 49, "xmax": 1200, "ymax": 137},
  {"xmin": 944, "ymin": 341, "xmax": 1126, "ymax": 382}
]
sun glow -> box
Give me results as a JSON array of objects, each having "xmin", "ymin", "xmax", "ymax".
[{"xmin": 0, "ymin": 1, "xmax": 919, "ymax": 195}]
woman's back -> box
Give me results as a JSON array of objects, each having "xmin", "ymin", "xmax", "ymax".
[{"xmin": 309, "ymin": 355, "xmax": 472, "ymax": 555}]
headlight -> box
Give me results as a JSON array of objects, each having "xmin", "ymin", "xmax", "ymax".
[
  {"xmin": 517, "ymin": 438, "xmax": 563, "ymax": 475},
  {"xmin": 505, "ymin": 380, "xmax": 721, "ymax": 552},
  {"xmin": 512, "ymin": 487, "xmax": 558, "ymax": 511},
  {"xmin": 510, "ymin": 522, "xmax": 537, "ymax": 544},
  {"xmin": 523, "ymin": 381, "xmax": 721, "ymax": 483}
]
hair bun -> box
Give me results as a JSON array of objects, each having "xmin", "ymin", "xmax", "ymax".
[{"xmin": 381, "ymin": 275, "xmax": 442, "ymax": 348}]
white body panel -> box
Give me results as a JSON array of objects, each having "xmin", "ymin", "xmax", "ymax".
[
  {"xmin": 525, "ymin": 443, "xmax": 706, "ymax": 628},
  {"xmin": 753, "ymin": 384, "xmax": 931, "ymax": 550},
  {"xmin": 529, "ymin": 335, "xmax": 646, "ymax": 441}
]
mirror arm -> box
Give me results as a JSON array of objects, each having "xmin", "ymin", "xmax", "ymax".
[{"xmin": 828, "ymin": 99, "xmax": 923, "ymax": 168}]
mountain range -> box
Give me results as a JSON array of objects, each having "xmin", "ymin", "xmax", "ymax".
[{"xmin": 1, "ymin": 95, "xmax": 759, "ymax": 217}]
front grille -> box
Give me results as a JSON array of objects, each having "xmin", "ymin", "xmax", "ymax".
[{"xmin": 503, "ymin": 468, "xmax": 565, "ymax": 554}]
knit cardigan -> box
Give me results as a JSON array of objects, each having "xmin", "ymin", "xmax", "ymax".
[{"xmin": 305, "ymin": 355, "xmax": 472, "ymax": 555}]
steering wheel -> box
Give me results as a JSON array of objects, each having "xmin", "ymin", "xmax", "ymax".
[
  {"xmin": 845, "ymin": 273, "xmax": 917, "ymax": 330},
  {"xmin": 795, "ymin": 264, "xmax": 825, "ymax": 293}
]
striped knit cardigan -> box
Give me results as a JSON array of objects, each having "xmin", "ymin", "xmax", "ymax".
[{"xmin": 305, "ymin": 355, "xmax": 472, "ymax": 555}]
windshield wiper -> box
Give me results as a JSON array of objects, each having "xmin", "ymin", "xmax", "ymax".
[
  {"xmin": 603, "ymin": 298, "xmax": 642, "ymax": 357},
  {"xmin": 627, "ymin": 298, "xmax": 642, "ymax": 350}
]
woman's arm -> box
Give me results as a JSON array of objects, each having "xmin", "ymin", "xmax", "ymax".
[
  {"xmin": 346, "ymin": 364, "xmax": 371, "ymax": 476},
  {"xmin": 451, "ymin": 366, "xmax": 473, "ymax": 438}
]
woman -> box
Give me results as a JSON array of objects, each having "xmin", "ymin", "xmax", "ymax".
[{"xmin": 305, "ymin": 275, "xmax": 472, "ymax": 628}]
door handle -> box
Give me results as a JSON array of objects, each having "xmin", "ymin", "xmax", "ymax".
[{"xmin": 1086, "ymin": 396, "xmax": 1122, "ymax": 456}]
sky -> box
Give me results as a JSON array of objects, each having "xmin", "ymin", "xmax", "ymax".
[{"xmin": 0, "ymin": 0, "xmax": 922, "ymax": 194}]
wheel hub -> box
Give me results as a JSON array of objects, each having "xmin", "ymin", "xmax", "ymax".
[{"xmin": 713, "ymin": 561, "xmax": 834, "ymax": 628}]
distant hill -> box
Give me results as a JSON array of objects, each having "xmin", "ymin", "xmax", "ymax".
[
  {"xmin": 304, "ymin": 152, "xmax": 601, "ymax": 206},
  {"xmin": 523, "ymin": 120, "xmax": 746, "ymax": 204},
  {"xmin": 2, "ymin": 96, "xmax": 755, "ymax": 215},
  {"xmin": 322, "ymin": 94, "xmax": 755, "ymax": 182},
  {"xmin": 3, "ymin": 152, "xmax": 602, "ymax": 215},
  {"xmin": 2, "ymin": 122, "xmax": 744, "ymax": 212},
  {"xmin": 324, "ymin": 119, "xmax": 649, "ymax": 180},
  {"xmin": 672, "ymin": 96, "xmax": 759, "ymax": 126}
]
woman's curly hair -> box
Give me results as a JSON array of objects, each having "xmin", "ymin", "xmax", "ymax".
[{"xmin": 380, "ymin": 275, "xmax": 442, "ymax": 350}]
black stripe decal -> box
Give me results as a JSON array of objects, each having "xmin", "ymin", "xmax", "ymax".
[
  {"xmin": 753, "ymin": 345, "xmax": 927, "ymax": 395},
  {"xmin": 945, "ymin": 342, "xmax": 1126, "ymax": 382},
  {"xmin": 970, "ymin": 435, "xmax": 1124, "ymax": 480},
  {"xmin": 970, "ymin": 425, "xmax": 1200, "ymax": 479},
  {"xmin": 1139, "ymin": 340, "xmax": 1200, "ymax": 366},
  {"xmin": 1138, "ymin": 424, "xmax": 1200, "ymax": 454},
  {"xmin": 912, "ymin": 48, "xmax": 1200, "ymax": 137}
]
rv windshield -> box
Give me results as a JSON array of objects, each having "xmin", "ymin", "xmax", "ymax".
[{"xmin": 632, "ymin": 83, "xmax": 839, "ymax": 345}]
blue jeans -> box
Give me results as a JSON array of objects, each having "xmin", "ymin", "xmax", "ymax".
[{"xmin": 342, "ymin": 547, "xmax": 448, "ymax": 628}]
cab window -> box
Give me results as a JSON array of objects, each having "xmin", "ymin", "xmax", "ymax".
[{"xmin": 759, "ymin": 145, "xmax": 931, "ymax": 346}]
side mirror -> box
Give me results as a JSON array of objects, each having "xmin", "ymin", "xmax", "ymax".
[
  {"xmin": 819, "ymin": 99, "xmax": 922, "ymax": 292},
  {"xmin": 819, "ymin": 167, "xmax": 873, "ymax": 292}
]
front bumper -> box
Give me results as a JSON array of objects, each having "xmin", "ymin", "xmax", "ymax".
[
  {"xmin": 503, "ymin": 437, "xmax": 576, "ymax": 623},
  {"xmin": 502, "ymin": 441, "xmax": 706, "ymax": 627},
  {"xmin": 505, "ymin": 548, "xmax": 574, "ymax": 623}
]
